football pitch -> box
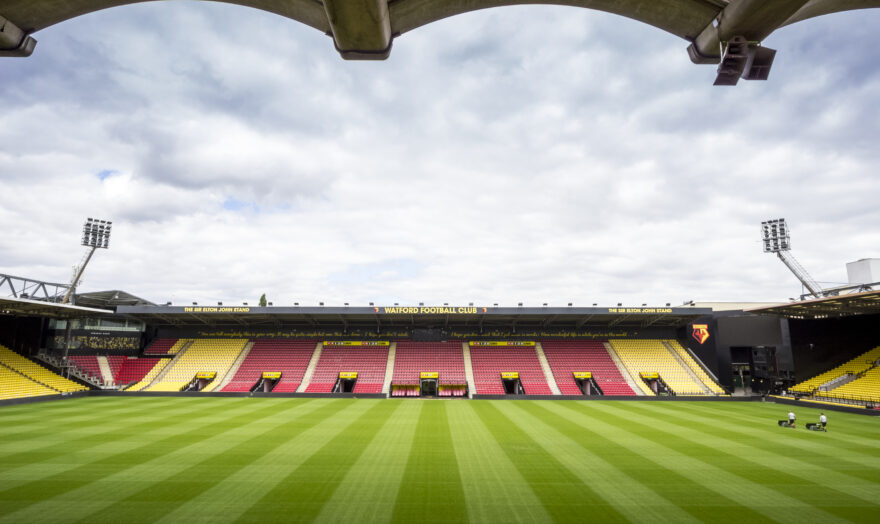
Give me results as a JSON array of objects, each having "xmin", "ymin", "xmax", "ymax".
[{"xmin": 1, "ymin": 398, "xmax": 878, "ymax": 523}]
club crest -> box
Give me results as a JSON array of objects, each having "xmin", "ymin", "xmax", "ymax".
[{"xmin": 692, "ymin": 324, "xmax": 710, "ymax": 344}]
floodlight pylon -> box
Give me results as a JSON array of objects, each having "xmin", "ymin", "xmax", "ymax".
[
  {"xmin": 761, "ymin": 218, "xmax": 822, "ymax": 299},
  {"xmin": 62, "ymin": 218, "xmax": 112, "ymax": 304}
]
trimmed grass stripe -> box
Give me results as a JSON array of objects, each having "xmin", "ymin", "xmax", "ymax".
[
  {"xmin": 472, "ymin": 401, "xmax": 628, "ymax": 522},
  {"xmin": 316, "ymin": 400, "xmax": 422, "ymax": 522},
  {"xmin": 0, "ymin": 398, "xmax": 877, "ymax": 524},
  {"xmin": 391, "ymin": 401, "xmax": 467, "ymax": 522},
  {"xmin": 447, "ymin": 401, "xmax": 551, "ymax": 523},
  {"xmin": 153, "ymin": 399, "xmax": 368, "ymax": 524},
  {"xmin": 562, "ymin": 401, "xmax": 854, "ymax": 524},
  {"xmin": 245, "ymin": 399, "xmax": 402, "ymax": 521}
]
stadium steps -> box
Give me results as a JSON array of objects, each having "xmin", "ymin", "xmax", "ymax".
[
  {"xmin": 604, "ymin": 342, "xmax": 650, "ymax": 395},
  {"xmin": 126, "ymin": 359, "xmax": 170, "ymax": 391},
  {"xmin": 296, "ymin": 341, "xmax": 323, "ymax": 393},
  {"xmin": 97, "ymin": 356, "xmax": 114, "ymax": 385},
  {"xmin": 662, "ymin": 341, "xmax": 713, "ymax": 395},
  {"xmin": 137, "ymin": 340, "xmax": 193, "ymax": 389},
  {"xmin": 669, "ymin": 340, "xmax": 726, "ymax": 394},
  {"xmin": 534, "ymin": 342, "xmax": 562, "ymax": 395},
  {"xmin": 382, "ymin": 341, "xmax": 397, "ymax": 395},
  {"xmin": 213, "ymin": 341, "xmax": 254, "ymax": 391},
  {"xmin": 461, "ymin": 341, "xmax": 476, "ymax": 398},
  {"xmin": 819, "ymin": 373, "xmax": 858, "ymax": 391}
]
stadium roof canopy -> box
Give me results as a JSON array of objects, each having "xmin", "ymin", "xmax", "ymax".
[
  {"xmin": 116, "ymin": 304, "xmax": 712, "ymax": 331},
  {"xmin": 3, "ymin": 0, "xmax": 879, "ymax": 81},
  {"xmin": 73, "ymin": 290, "xmax": 155, "ymax": 309},
  {"xmin": 0, "ymin": 296, "xmax": 114, "ymax": 318},
  {"xmin": 746, "ymin": 289, "xmax": 880, "ymax": 319}
]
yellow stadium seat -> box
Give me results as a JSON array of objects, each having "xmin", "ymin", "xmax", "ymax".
[
  {"xmin": 145, "ymin": 339, "xmax": 247, "ymax": 392},
  {"xmin": 0, "ymin": 346, "xmax": 88, "ymax": 395},
  {"xmin": 609, "ymin": 340, "xmax": 718, "ymax": 396}
]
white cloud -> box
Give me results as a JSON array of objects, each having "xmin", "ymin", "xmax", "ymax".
[{"xmin": 1, "ymin": 3, "xmax": 878, "ymax": 307}]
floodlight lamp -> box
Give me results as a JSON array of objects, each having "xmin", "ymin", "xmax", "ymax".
[
  {"xmin": 81, "ymin": 218, "xmax": 112, "ymax": 249},
  {"xmin": 469, "ymin": 302, "xmax": 473, "ymax": 306},
  {"xmin": 218, "ymin": 302, "xmax": 222, "ymax": 306},
  {"xmin": 617, "ymin": 303, "xmax": 622, "ymax": 306},
  {"xmin": 542, "ymin": 303, "xmax": 548, "ymax": 307},
  {"xmin": 568, "ymin": 303, "xmax": 573, "ymax": 307},
  {"xmin": 517, "ymin": 302, "xmax": 523, "ymax": 307},
  {"xmin": 369, "ymin": 302, "xmax": 374, "ymax": 306},
  {"xmin": 344, "ymin": 302, "xmax": 349, "ymax": 307},
  {"xmin": 192, "ymin": 302, "xmax": 197, "ymax": 305},
  {"xmin": 319, "ymin": 302, "xmax": 324, "ymax": 306},
  {"xmin": 268, "ymin": 302, "xmax": 273, "ymax": 306},
  {"xmin": 419, "ymin": 302, "xmax": 424, "ymax": 306},
  {"xmin": 294, "ymin": 302, "xmax": 299, "ymax": 306},
  {"xmin": 243, "ymin": 302, "xmax": 248, "ymax": 306}
]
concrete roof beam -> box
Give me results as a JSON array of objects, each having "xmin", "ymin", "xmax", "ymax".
[
  {"xmin": 323, "ymin": 0, "xmax": 392, "ymax": 60},
  {"xmin": 0, "ymin": 13, "xmax": 36, "ymax": 56},
  {"xmin": 688, "ymin": 0, "xmax": 812, "ymax": 63}
]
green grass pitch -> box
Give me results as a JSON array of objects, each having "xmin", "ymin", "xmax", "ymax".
[{"xmin": 1, "ymin": 397, "xmax": 878, "ymax": 523}]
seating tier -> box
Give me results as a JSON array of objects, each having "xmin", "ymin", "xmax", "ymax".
[
  {"xmin": 221, "ymin": 340, "xmax": 316, "ymax": 393},
  {"xmin": 392, "ymin": 340, "xmax": 466, "ymax": 386},
  {"xmin": 305, "ymin": 344, "xmax": 388, "ymax": 393},
  {"xmin": 541, "ymin": 340, "xmax": 635, "ymax": 396},
  {"xmin": 469, "ymin": 344, "xmax": 552, "ymax": 395}
]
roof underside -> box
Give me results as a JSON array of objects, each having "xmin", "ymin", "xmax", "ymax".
[
  {"xmin": 0, "ymin": 296, "xmax": 114, "ymax": 318},
  {"xmin": 2, "ymin": 0, "xmax": 878, "ymax": 40},
  {"xmin": 746, "ymin": 290, "xmax": 880, "ymax": 319},
  {"xmin": 115, "ymin": 305, "xmax": 712, "ymax": 331}
]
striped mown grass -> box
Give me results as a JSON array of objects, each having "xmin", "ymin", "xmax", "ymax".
[{"xmin": 1, "ymin": 397, "xmax": 878, "ymax": 523}]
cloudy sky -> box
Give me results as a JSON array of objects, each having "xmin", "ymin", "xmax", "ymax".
[{"xmin": 1, "ymin": 3, "xmax": 878, "ymax": 307}]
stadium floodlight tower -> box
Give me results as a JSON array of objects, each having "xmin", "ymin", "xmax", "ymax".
[
  {"xmin": 761, "ymin": 218, "xmax": 822, "ymax": 299},
  {"xmin": 61, "ymin": 218, "xmax": 112, "ymax": 304}
]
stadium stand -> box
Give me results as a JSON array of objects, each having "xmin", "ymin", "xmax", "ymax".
[
  {"xmin": 145, "ymin": 339, "xmax": 248, "ymax": 392},
  {"xmin": 144, "ymin": 338, "xmax": 181, "ymax": 355},
  {"xmin": 0, "ymin": 345, "xmax": 88, "ymax": 394},
  {"xmin": 0, "ymin": 364, "xmax": 57, "ymax": 400},
  {"xmin": 67, "ymin": 355, "xmax": 102, "ymax": 382},
  {"xmin": 665, "ymin": 340, "xmax": 725, "ymax": 395},
  {"xmin": 106, "ymin": 355, "xmax": 126, "ymax": 382},
  {"xmin": 608, "ymin": 339, "xmax": 714, "ymax": 395},
  {"xmin": 540, "ymin": 340, "xmax": 636, "ymax": 395},
  {"xmin": 126, "ymin": 359, "xmax": 170, "ymax": 391},
  {"xmin": 469, "ymin": 343, "xmax": 552, "ymax": 395},
  {"xmin": 221, "ymin": 339, "xmax": 316, "ymax": 392},
  {"xmin": 817, "ymin": 366, "xmax": 880, "ymax": 404},
  {"xmin": 391, "ymin": 340, "xmax": 466, "ymax": 391},
  {"xmin": 305, "ymin": 343, "xmax": 388, "ymax": 393},
  {"xmin": 116, "ymin": 357, "xmax": 164, "ymax": 388},
  {"xmin": 790, "ymin": 346, "xmax": 880, "ymax": 395}
]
